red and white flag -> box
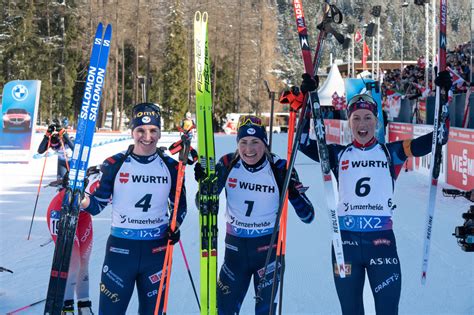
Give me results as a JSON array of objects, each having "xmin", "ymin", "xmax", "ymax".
[
  {"xmin": 385, "ymin": 89, "xmax": 402, "ymax": 119},
  {"xmin": 331, "ymin": 92, "xmax": 346, "ymax": 110},
  {"xmin": 412, "ymin": 82, "xmax": 431, "ymax": 99},
  {"xmin": 354, "ymin": 31, "xmax": 362, "ymax": 43},
  {"xmin": 447, "ymin": 67, "xmax": 467, "ymax": 89}
]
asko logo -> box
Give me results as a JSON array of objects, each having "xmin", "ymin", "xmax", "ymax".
[
  {"xmin": 119, "ymin": 172, "xmax": 129, "ymax": 184},
  {"xmin": 450, "ymin": 148, "xmax": 474, "ymax": 186},
  {"xmin": 228, "ymin": 178, "xmax": 237, "ymax": 188},
  {"xmin": 341, "ymin": 160, "xmax": 349, "ymax": 170}
]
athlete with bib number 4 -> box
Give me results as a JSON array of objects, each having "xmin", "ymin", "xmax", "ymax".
[
  {"xmin": 194, "ymin": 115, "xmax": 314, "ymax": 315},
  {"xmin": 298, "ymin": 73, "xmax": 450, "ymax": 315},
  {"xmin": 81, "ymin": 103, "xmax": 187, "ymax": 315}
]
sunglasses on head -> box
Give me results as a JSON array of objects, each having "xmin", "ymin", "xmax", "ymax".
[
  {"xmin": 347, "ymin": 94, "xmax": 376, "ymax": 107},
  {"xmin": 237, "ymin": 115, "xmax": 263, "ymax": 129}
]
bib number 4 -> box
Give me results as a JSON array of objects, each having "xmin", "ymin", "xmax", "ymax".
[{"xmin": 135, "ymin": 194, "xmax": 152, "ymax": 212}]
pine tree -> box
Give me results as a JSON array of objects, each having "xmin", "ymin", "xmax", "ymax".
[
  {"xmin": 160, "ymin": 1, "xmax": 188, "ymax": 129},
  {"xmin": 213, "ymin": 56, "xmax": 235, "ymax": 128}
]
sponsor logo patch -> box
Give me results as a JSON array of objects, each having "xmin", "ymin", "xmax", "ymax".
[
  {"xmin": 373, "ymin": 238, "xmax": 391, "ymax": 246},
  {"xmin": 374, "ymin": 273, "xmax": 400, "ymax": 293},
  {"xmin": 334, "ymin": 263, "xmax": 352, "ymax": 276},
  {"xmin": 341, "ymin": 160, "xmax": 349, "ymax": 170},
  {"xmin": 148, "ymin": 271, "xmax": 163, "ymax": 284},
  {"xmin": 109, "ymin": 247, "xmax": 130, "ymax": 255},
  {"xmin": 119, "ymin": 172, "xmax": 129, "ymax": 183},
  {"xmin": 228, "ymin": 178, "xmax": 237, "ymax": 188},
  {"xmin": 100, "ymin": 283, "xmax": 120, "ymax": 303}
]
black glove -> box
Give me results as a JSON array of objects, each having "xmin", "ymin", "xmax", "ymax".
[
  {"xmin": 46, "ymin": 124, "xmax": 56, "ymax": 136},
  {"xmin": 435, "ymin": 70, "xmax": 452, "ymax": 91},
  {"xmin": 61, "ymin": 171, "xmax": 70, "ymax": 189},
  {"xmin": 166, "ymin": 226, "xmax": 180, "ymax": 245},
  {"xmin": 300, "ymin": 73, "xmax": 319, "ymax": 94},
  {"xmin": 194, "ymin": 162, "xmax": 207, "ymax": 182},
  {"xmin": 288, "ymin": 169, "xmax": 308, "ymax": 199}
]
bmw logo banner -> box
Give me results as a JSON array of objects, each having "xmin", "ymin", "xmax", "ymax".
[{"xmin": 0, "ymin": 80, "xmax": 41, "ymax": 163}]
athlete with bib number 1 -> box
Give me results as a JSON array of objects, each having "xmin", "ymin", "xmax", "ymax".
[
  {"xmin": 194, "ymin": 115, "xmax": 315, "ymax": 314},
  {"xmin": 297, "ymin": 73, "xmax": 450, "ymax": 315}
]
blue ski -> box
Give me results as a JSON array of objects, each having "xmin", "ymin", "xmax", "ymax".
[{"xmin": 44, "ymin": 23, "xmax": 112, "ymax": 315}]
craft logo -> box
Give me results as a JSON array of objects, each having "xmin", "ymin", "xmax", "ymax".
[
  {"xmin": 119, "ymin": 172, "xmax": 129, "ymax": 183},
  {"xmin": 228, "ymin": 178, "xmax": 237, "ymax": 188}
]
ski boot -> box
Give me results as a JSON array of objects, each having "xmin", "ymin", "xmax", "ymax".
[
  {"xmin": 61, "ymin": 299, "xmax": 75, "ymax": 314},
  {"xmin": 78, "ymin": 300, "xmax": 94, "ymax": 315}
]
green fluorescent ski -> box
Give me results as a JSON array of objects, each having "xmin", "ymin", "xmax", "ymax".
[{"xmin": 194, "ymin": 11, "xmax": 218, "ymax": 315}]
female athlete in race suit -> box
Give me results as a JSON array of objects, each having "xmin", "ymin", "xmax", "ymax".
[
  {"xmin": 81, "ymin": 103, "xmax": 186, "ymax": 315},
  {"xmin": 195, "ymin": 115, "xmax": 315, "ymax": 315},
  {"xmin": 297, "ymin": 72, "xmax": 450, "ymax": 315},
  {"xmin": 46, "ymin": 166, "xmax": 101, "ymax": 314}
]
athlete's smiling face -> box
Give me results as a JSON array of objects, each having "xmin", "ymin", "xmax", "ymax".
[
  {"xmin": 349, "ymin": 109, "xmax": 377, "ymax": 145},
  {"xmin": 132, "ymin": 124, "xmax": 161, "ymax": 156},
  {"xmin": 238, "ymin": 136, "xmax": 266, "ymax": 165}
]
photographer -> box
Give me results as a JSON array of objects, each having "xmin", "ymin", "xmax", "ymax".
[
  {"xmin": 37, "ymin": 119, "xmax": 74, "ymax": 184},
  {"xmin": 443, "ymin": 188, "xmax": 474, "ymax": 252}
]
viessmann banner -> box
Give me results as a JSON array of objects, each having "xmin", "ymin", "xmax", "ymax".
[{"xmin": 0, "ymin": 80, "xmax": 41, "ymax": 163}]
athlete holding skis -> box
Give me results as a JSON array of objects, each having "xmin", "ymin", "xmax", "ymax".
[
  {"xmin": 298, "ymin": 73, "xmax": 451, "ymax": 315},
  {"xmin": 81, "ymin": 103, "xmax": 186, "ymax": 315},
  {"xmin": 46, "ymin": 166, "xmax": 101, "ymax": 315},
  {"xmin": 194, "ymin": 115, "xmax": 314, "ymax": 315}
]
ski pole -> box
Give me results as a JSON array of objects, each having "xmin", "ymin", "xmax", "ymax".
[
  {"xmin": 58, "ymin": 134, "xmax": 70, "ymax": 172},
  {"xmin": 178, "ymin": 240, "xmax": 201, "ymax": 311},
  {"xmin": 0, "ymin": 266, "xmax": 13, "ymax": 273},
  {"xmin": 6, "ymin": 298, "xmax": 46, "ymax": 314},
  {"xmin": 155, "ymin": 131, "xmax": 192, "ymax": 315},
  {"xmin": 27, "ymin": 137, "xmax": 51, "ymax": 240}
]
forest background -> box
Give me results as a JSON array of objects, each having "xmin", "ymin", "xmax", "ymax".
[{"xmin": 0, "ymin": 0, "xmax": 470, "ymax": 129}]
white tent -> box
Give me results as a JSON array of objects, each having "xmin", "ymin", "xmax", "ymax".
[{"xmin": 318, "ymin": 63, "xmax": 345, "ymax": 106}]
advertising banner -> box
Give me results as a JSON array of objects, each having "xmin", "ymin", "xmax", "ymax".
[
  {"xmin": 324, "ymin": 119, "xmax": 342, "ymax": 144},
  {"xmin": 388, "ymin": 122, "xmax": 414, "ymax": 170},
  {"xmin": 0, "ymin": 80, "xmax": 41, "ymax": 163},
  {"xmin": 412, "ymin": 124, "xmax": 447, "ymax": 180},
  {"xmin": 446, "ymin": 127, "xmax": 474, "ymax": 190}
]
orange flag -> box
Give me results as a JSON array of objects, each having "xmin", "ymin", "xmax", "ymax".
[{"xmin": 362, "ymin": 40, "xmax": 370, "ymax": 69}]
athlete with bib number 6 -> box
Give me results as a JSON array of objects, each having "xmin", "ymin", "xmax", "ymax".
[{"xmin": 298, "ymin": 73, "xmax": 450, "ymax": 315}]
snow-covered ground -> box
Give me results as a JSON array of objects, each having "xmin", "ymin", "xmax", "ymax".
[{"xmin": 0, "ymin": 133, "xmax": 473, "ymax": 315}]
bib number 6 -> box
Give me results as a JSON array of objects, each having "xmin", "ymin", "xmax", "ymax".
[{"xmin": 355, "ymin": 177, "xmax": 371, "ymax": 197}]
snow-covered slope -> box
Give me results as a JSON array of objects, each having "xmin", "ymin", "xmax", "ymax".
[{"xmin": 0, "ymin": 133, "xmax": 472, "ymax": 314}]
